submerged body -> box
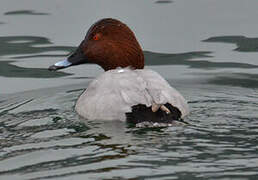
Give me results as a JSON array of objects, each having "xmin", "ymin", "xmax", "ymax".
[{"xmin": 75, "ymin": 68, "xmax": 189, "ymax": 121}]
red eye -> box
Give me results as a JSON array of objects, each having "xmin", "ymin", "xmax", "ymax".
[{"xmin": 93, "ymin": 34, "xmax": 100, "ymax": 41}]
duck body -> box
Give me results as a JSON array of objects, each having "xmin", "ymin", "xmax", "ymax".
[
  {"xmin": 49, "ymin": 18, "xmax": 190, "ymax": 125},
  {"xmin": 75, "ymin": 68, "xmax": 189, "ymax": 121}
]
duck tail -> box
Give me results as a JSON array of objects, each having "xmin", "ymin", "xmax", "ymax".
[{"xmin": 126, "ymin": 103, "xmax": 187, "ymax": 127}]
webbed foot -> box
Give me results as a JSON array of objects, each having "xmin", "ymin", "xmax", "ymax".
[{"xmin": 151, "ymin": 103, "xmax": 171, "ymax": 114}]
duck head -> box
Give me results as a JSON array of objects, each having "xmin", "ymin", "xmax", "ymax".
[{"xmin": 49, "ymin": 18, "xmax": 144, "ymax": 71}]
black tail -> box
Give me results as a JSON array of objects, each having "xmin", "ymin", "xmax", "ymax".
[{"xmin": 126, "ymin": 103, "xmax": 184, "ymax": 125}]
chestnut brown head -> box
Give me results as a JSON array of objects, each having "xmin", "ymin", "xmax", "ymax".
[{"xmin": 49, "ymin": 18, "xmax": 144, "ymax": 71}]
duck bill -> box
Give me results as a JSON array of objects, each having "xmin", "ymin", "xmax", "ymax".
[{"xmin": 48, "ymin": 42, "xmax": 90, "ymax": 71}]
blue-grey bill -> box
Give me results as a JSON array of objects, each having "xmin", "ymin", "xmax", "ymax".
[{"xmin": 48, "ymin": 59, "xmax": 72, "ymax": 71}]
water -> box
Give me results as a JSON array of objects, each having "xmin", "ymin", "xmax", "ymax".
[{"xmin": 1, "ymin": 0, "xmax": 258, "ymax": 179}]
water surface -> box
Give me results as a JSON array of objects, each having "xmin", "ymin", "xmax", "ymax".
[{"xmin": 0, "ymin": 0, "xmax": 258, "ymax": 179}]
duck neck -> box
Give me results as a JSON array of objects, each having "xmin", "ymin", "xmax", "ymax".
[{"xmin": 100, "ymin": 49, "xmax": 145, "ymax": 71}]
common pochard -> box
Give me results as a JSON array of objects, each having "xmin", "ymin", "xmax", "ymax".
[{"xmin": 49, "ymin": 18, "xmax": 189, "ymax": 126}]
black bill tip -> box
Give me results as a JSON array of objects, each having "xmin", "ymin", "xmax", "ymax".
[{"xmin": 48, "ymin": 65, "xmax": 63, "ymax": 71}]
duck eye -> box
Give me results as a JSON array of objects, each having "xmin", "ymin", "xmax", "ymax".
[{"xmin": 93, "ymin": 34, "xmax": 100, "ymax": 41}]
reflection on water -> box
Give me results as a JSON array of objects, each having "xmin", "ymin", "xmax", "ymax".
[
  {"xmin": 208, "ymin": 73, "xmax": 258, "ymax": 88},
  {"xmin": 0, "ymin": 36, "xmax": 74, "ymax": 57},
  {"xmin": 0, "ymin": 36, "xmax": 74, "ymax": 78},
  {"xmin": 155, "ymin": 0, "xmax": 173, "ymax": 4},
  {"xmin": 145, "ymin": 51, "xmax": 258, "ymax": 69},
  {"xmin": 0, "ymin": 61, "xmax": 71, "ymax": 78},
  {"xmin": 145, "ymin": 51, "xmax": 212, "ymax": 65},
  {"xmin": 4, "ymin": 10, "xmax": 49, "ymax": 16},
  {"xmin": 204, "ymin": 36, "xmax": 258, "ymax": 52}
]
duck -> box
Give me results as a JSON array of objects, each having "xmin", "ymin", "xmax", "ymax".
[{"xmin": 49, "ymin": 18, "xmax": 189, "ymax": 126}]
